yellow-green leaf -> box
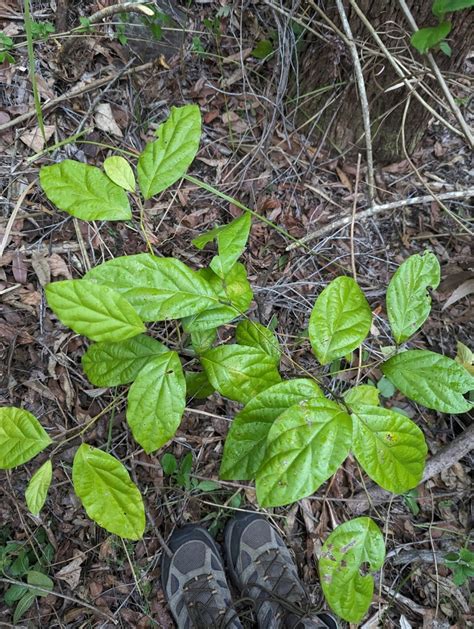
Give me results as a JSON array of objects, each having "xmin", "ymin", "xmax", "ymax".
[
  {"xmin": 72, "ymin": 444, "xmax": 145, "ymax": 540},
  {"xmin": 0, "ymin": 407, "xmax": 52, "ymax": 470},
  {"xmin": 25, "ymin": 460, "xmax": 53, "ymax": 515}
]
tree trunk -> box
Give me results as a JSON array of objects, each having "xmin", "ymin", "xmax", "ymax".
[{"xmin": 294, "ymin": 1, "xmax": 473, "ymax": 164}]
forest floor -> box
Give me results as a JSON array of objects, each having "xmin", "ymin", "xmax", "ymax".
[{"xmin": 0, "ymin": 1, "xmax": 473, "ymax": 627}]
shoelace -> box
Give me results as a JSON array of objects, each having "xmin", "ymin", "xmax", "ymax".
[
  {"xmin": 183, "ymin": 575, "xmax": 242, "ymax": 629},
  {"xmin": 240, "ymin": 548, "xmax": 325, "ymax": 625}
]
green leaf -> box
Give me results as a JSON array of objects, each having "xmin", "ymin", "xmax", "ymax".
[
  {"xmin": 193, "ymin": 213, "xmax": 251, "ymax": 279},
  {"xmin": 185, "ymin": 370, "xmax": 215, "ymax": 399},
  {"xmin": 46, "ymin": 280, "xmax": 145, "ymax": 342},
  {"xmin": 252, "ymin": 39, "xmax": 273, "ymax": 59},
  {"xmin": 236, "ymin": 320, "xmax": 280, "ymax": 363},
  {"xmin": 39, "ymin": 160, "xmax": 131, "ymax": 221},
  {"xmin": 4, "ymin": 584, "xmax": 28, "ymax": 605},
  {"xmin": 191, "ymin": 328, "xmax": 217, "ymax": 354},
  {"xmin": 85, "ymin": 254, "xmax": 219, "ymax": 322},
  {"xmin": 0, "ymin": 407, "xmax": 52, "ymax": 470},
  {"xmin": 103, "ymin": 156, "xmax": 136, "ymax": 192},
  {"xmin": 411, "ymin": 22, "xmax": 452, "ymax": 54},
  {"xmin": 182, "ymin": 263, "xmax": 252, "ymax": 332},
  {"xmin": 382, "ymin": 349, "xmax": 474, "ymax": 413},
  {"xmin": 433, "ymin": 0, "xmax": 474, "ymax": 17},
  {"xmin": 137, "ymin": 104, "xmax": 201, "ymax": 199},
  {"xmin": 256, "ymin": 398, "xmax": 352, "ymax": 507},
  {"xmin": 127, "ymin": 352, "xmax": 186, "ymax": 453},
  {"xmin": 26, "ymin": 570, "xmax": 53, "ymax": 597},
  {"xmin": 72, "ymin": 443, "xmax": 146, "ymax": 540},
  {"xmin": 223, "ymin": 262, "xmax": 253, "ymax": 311},
  {"xmin": 161, "ymin": 453, "xmax": 177, "ymax": 475},
  {"xmin": 343, "ymin": 384, "xmax": 380, "ymax": 408},
  {"xmin": 309, "ymin": 276, "xmax": 372, "ymax": 365},
  {"xmin": 201, "ymin": 344, "xmax": 281, "ymax": 404},
  {"xmin": 386, "ymin": 252, "xmax": 440, "ymax": 344},
  {"xmin": 82, "ymin": 334, "xmax": 168, "ymax": 386},
  {"xmin": 13, "ymin": 591, "xmax": 36, "ymax": 624},
  {"xmin": 220, "ymin": 379, "xmax": 324, "ymax": 480},
  {"xmin": 439, "ymin": 40, "xmax": 452, "ymax": 56},
  {"xmin": 377, "ymin": 375, "xmax": 396, "ymax": 398},
  {"xmin": 25, "ymin": 460, "xmax": 53, "ymax": 516},
  {"xmin": 351, "ymin": 405, "xmax": 427, "ymax": 493},
  {"xmin": 319, "ymin": 517, "xmax": 385, "ymax": 623},
  {"xmin": 455, "ymin": 340, "xmax": 474, "ymax": 375}
]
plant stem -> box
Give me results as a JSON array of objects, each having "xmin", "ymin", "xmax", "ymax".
[
  {"xmin": 23, "ymin": 0, "xmax": 45, "ymax": 140},
  {"xmin": 183, "ymin": 174, "xmax": 304, "ymax": 248}
]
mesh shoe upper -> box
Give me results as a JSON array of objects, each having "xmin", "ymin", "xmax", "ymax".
[
  {"xmin": 161, "ymin": 525, "xmax": 242, "ymax": 629},
  {"xmin": 224, "ymin": 513, "xmax": 338, "ymax": 629}
]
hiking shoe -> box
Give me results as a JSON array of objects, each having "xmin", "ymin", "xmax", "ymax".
[
  {"xmin": 224, "ymin": 512, "xmax": 338, "ymax": 629},
  {"xmin": 161, "ymin": 525, "xmax": 242, "ymax": 628}
]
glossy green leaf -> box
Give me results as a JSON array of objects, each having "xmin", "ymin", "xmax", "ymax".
[
  {"xmin": 236, "ymin": 320, "xmax": 280, "ymax": 363},
  {"xmin": 127, "ymin": 352, "xmax": 186, "ymax": 453},
  {"xmin": 182, "ymin": 263, "xmax": 252, "ymax": 332},
  {"xmin": 382, "ymin": 349, "xmax": 474, "ymax": 413},
  {"xmin": 138, "ymin": 104, "xmax": 201, "ymax": 199},
  {"xmin": 0, "ymin": 407, "xmax": 52, "ymax": 469},
  {"xmin": 82, "ymin": 334, "xmax": 168, "ymax": 386},
  {"xmin": 386, "ymin": 252, "xmax": 440, "ymax": 344},
  {"xmin": 201, "ymin": 344, "xmax": 281, "ymax": 404},
  {"xmin": 191, "ymin": 328, "xmax": 217, "ymax": 354},
  {"xmin": 220, "ymin": 379, "xmax": 324, "ymax": 480},
  {"xmin": 25, "ymin": 460, "xmax": 53, "ymax": 516},
  {"xmin": 319, "ymin": 517, "xmax": 385, "ymax": 623},
  {"xmin": 433, "ymin": 0, "xmax": 473, "ymax": 17},
  {"xmin": 103, "ymin": 156, "xmax": 135, "ymax": 192},
  {"xmin": 411, "ymin": 22, "xmax": 452, "ymax": 54},
  {"xmin": 46, "ymin": 280, "xmax": 145, "ymax": 342},
  {"xmin": 72, "ymin": 443, "xmax": 145, "ymax": 540},
  {"xmin": 256, "ymin": 398, "xmax": 352, "ymax": 507},
  {"xmin": 352, "ymin": 405, "xmax": 427, "ymax": 493},
  {"xmin": 309, "ymin": 276, "xmax": 372, "ymax": 365},
  {"xmin": 39, "ymin": 160, "xmax": 131, "ymax": 220},
  {"xmin": 185, "ymin": 370, "xmax": 215, "ymax": 399},
  {"xmin": 85, "ymin": 254, "xmax": 219, "ymax": 322},
  {"xmin": 343, "ymin": 384, "xmax": 380, "ymax": 408},
  {"xmin": 193, "ymin": 213, "xmax": 251, "ymax": 279}
]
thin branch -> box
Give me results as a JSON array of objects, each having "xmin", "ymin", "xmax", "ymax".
[
  {"xmin": 286, "ymin": 188, "xmax": 474, "ymax": 250},
  {"xmin": 334, "ymin": 0, "xmax": 375, "ymax": 205},
  {"xmin": 347, "ymin": 0, "xmax": 465, "ymax": 139},
  {"xmin": 398, "ymin": 0, "xmax": 474, "ymax": 149}
]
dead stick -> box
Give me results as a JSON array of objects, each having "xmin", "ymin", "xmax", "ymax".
[
  {"xmin": 286, "ymin": 188, "xmax": 474, "ymax": 250},
  {"xmin": 350, "ymin": 422, "xmax": 474, "ymax": 516}
]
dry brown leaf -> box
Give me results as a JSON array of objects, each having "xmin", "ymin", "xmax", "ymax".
[
  {"xmin": 49, "ymin": 253, "xmax": 72, "ymax": 279},
  {"xmin": 31, "ymin": 251, "xmax": 51, "ymax": 286},
  {"xmin": 20, "ymin": 125, "xmax": 55, "ymax": 152},
  {"xmin": 56, "ymin": 552, "xmax": 86, "ymax": 590},
  {"xmin": 442, "ymin": 278, "xmax": 474, "ymax": 310},
  {"xmin": 335, "ymin": 166, "xmax": 353, "ymax": 192},
  {"xmin": 95, "ymin": 103, "xmax": 123, "ymax": 137}
]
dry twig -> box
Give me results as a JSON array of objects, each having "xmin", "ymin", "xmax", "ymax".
[{"xmin": 286, "ymin": 188, "xmax": 474, "ymax": 250}]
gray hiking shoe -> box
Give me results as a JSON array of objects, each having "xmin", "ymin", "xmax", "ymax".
[
  {"xmin": 161, "ymin": 525, "xmax": 243, "ymax": 628},
  {"xmin": 224, "ymin": 512, "xmax": 338, "ymax": 629}
]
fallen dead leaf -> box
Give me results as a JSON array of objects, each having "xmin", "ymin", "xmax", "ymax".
[
  {"xmin": 48, "ymin": 253, "xmax": 72, "ymax": 279},
  {"xmin": 95, "ymin": 103, "xmax": 123, "ymax": 137},
  {"xmin": 56, "ymin": 552, "xmax": 86, "ymax": 589},
  {"xmin": 20, "ymin": 125, "xmax": 55, "ymax": 152},
  {"xmin": 442, "ymin": 278, "xmax": 474, "ymax": 310},
  {"xmin": 31, "ymin": 251, "xmax": 51, "ymax": 287}
]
